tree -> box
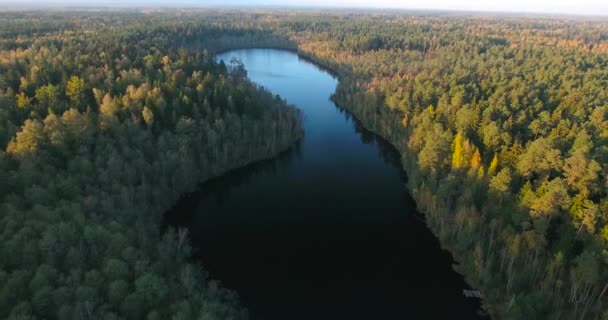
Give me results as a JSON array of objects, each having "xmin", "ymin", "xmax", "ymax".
[
  {"xmin": 32, "ymin": 286, "xmax": 53, "ymax": 316},
  {"xmin": 564, "ymin": 152, "xmax": 601, "ymax": 195},
  {"xmin": 66, "ymin": 75, "xmax": 85, "ymax": 107},
  {"xmin": 563, "ymin": 130, "xmax": 600, "ymax": 195},
  {"xmin": 229, "ymin": 57, "xmax": 248, "ymax": 78},
  {"xmin": 135, "ymin": 273, "xmax": 168, "ymax": 308},
  {"xmin": 142, "ymin": 106, "xmax": 154, "ymax": 127},
  {"xmin": 108, "ymin": 280, "xmax": 129, "ymax": 308},
  {"xmin": 61, "ymin": 108, "xmax": 94, "ymax": 145},
  {"xmin": 6, "ymin": 119, "xmax": 45, "ymax": 159},
  {"xmin": 43, "ymin": 114, "xmax": 67, "ymax": 148},
  {"xmin": 35, "ymin": 84, "xmax": 59, "ymax": 113},
  {"xmin": 16, "ymin": 92, "xmax": 32, "ymax": 109},
  {"xmin": 99, "ymin": 94, "xmax": 118, "ymax": 115},
  {"xmin": 103, "ymin": 259, "xmax": 129, "ymax": 281},
  {"xmin": 569, "ymin": 251, "xmax": 599, "ymax": 319},
  {"xmin": 419, "ymin": 124, "xmax": 452, "ymax": 174},
  {"xmin": 121, "ymin": 293, "xmax": 145, "ymax": 320},
  {"xmin": 530, "ymin": 178, "xmax": 571, "ymax": 222},
  {"xmin": 570, "ymin": 195, "xmax": 599, "ymax": 235},
  {"xmin": 452, "ymin": 132, "xmax": 465, "ymax": 170},
  {"xmin": 490, "ymin": 168, "xmax": 511, "ymax": 205},
  {"xmin": 517, "ymin": 138, "xmax": 562, "ymax": 178},
  {"xmin": 99, "ymin": 93, "xmax": 120, "ymax": 130},
  {"xmin": 482, "ymin": 121, "xmax": 501, "ymax": 151},
  {"xmin": 470, "ymin": 148, "xmax": 482, "ymax": 170},
  {"xmin": 488, "ymin": 153, "xmax": 499, "ymax": 175}
]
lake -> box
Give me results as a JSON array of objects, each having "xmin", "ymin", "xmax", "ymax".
[{"xmin": 166, "ymin": 49, "xmax": 485, "ymax": 319}]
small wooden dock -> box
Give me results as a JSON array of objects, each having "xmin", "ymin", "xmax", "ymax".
[{"xmin": 463, "ymin": 289, "xmax": 482, "ymax": 298}]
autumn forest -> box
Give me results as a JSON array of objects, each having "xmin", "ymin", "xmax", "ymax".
[{"xmin": 1, "ymin": 9, "xmax": 608, "ymax": 320}]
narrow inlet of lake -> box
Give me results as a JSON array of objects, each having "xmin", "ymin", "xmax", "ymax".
[{"xmin": 165, "ymin": 49, "xmax": 486, "ymax": 319}]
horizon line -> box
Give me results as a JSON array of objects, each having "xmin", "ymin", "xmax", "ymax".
[{"xmin": 1, "ymin": 4, "xmax": 608, "ymax": 19}]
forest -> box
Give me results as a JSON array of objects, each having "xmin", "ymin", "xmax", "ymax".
[
  {"xmin": 1, "ymin": 9, "xmax": 608, "ymax": 320},
  {"xmin": 0, "ymin": 11, "xmax": 302, "ymax": 319},
  {"xmin": 208, "ymin": 11, "xmax": 608, "ymax": 320}
]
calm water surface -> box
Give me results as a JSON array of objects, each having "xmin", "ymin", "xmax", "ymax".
[{"xmin": 167, "ymin": 49, "xmax": 485, "ymax": 319}]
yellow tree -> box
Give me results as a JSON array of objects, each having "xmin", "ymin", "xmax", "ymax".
[
  {"xmin": 488, "ymin": 153, "xmax": 499, "ymax": 175},
  {"xmin": 98, "ymin": 93, "xmax": 119, "ymax": 131},
  {"xmin": 427, "ymin": 104, "xmax": 435, "ymax": 118},
  {"xmin": 6, "ymin": 119, "xmax": 44, "ymax": 159},
  {"xmin": 477, "ymin": 166, "xmax": 485, "ymax": 178},
  {"xmin": 142, "ymin": 106, "xmax": 154, "ymax": 127},
  {"xmin": 471, "ymin": 148, "xmax": 482, "ymax": 170},
  {"xmin": 16, "ymin": 92, "xmax": 31, "ymax": 109},
  {"xmin": 470, "ymin": 148, "xmax": 484, "ymax": 178},
  {"xmin": 452, "ymin": 132, "xmax": 465, "ymax": 169},
  {"xmin": 66, "ymin": 75, "xmax": 85, "ymax": 107}
]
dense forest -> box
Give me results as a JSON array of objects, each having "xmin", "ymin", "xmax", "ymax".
[
  {"xmin": 2, "ymin": 9, "xmax": 608, "ymax": 320},
  {"xmin": 199, "ymin": 11, "xmax": 608, "ymax": 319},
  {"xmin": 136, "ymin": 9, "xmax": 608, "ymax": 319},
  {"xmin": 0, "ymin": 12, "xmax": 303, "ymax": 319}
]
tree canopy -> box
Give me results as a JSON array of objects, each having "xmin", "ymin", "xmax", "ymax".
[{"xmin": 0, "ymin": 11, "xmax": 302, "ymax": 319}]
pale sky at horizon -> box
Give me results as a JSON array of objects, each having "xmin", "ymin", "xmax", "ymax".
[
  {"xmin": 6, "ymin": 0, "xmax": 608, "ymax": 16},
  {"xmin": 246, "ymin": 0, "xmax": 605, "ymax": 16}
]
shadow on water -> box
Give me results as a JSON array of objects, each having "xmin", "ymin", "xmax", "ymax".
[
  {"xmin": 167, "ymin": 140, "xmax": 303, "ymax": 228},
  {"xmin": 164, "ymin": 49, "xmax": 488, "ymax": 320},
  {"xmin": 167, "ymin": 109, "xmax": 403, "ymax": 229},
  {"xmin": 339, "ymin": 106, "xmax": 405, "ymax": 173}
]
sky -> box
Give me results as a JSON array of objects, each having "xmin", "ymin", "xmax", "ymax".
[
  {"xmin": 6, "ymin": 0, "xmax": 608, "ymax": 16},
  {"xmin": 221, "ymin": 0, "xmax": 606, "ymax": 16}
]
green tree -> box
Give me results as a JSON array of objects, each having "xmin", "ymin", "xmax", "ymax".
[
  {"xmin": 482, "ymin": 121, "xmax": 501, "ymax": 151},
  {"xmin": 108, "ymin": 280, "xmax": 129, "ymax": 308},
  {"xmin": 490, "ymin": 168, "xmax": 511, "ymax": 205},
  {"xmin": 35, "ymin": 84, "xmax": 59, "ymax": 113},
  {"xmin": 530, "ymin": 178, "xmax": 571, "ymax": 222},
  {"xmin": 517, "ymin": 138, "xmax": 562, "ymax": 178},
  {"xmin": 135, "ymin": 273, "xmax": 168, "ymax": 308},
  {"xmin": 419, "ymin": 124, "xmax": 452, "ymax": 174}
]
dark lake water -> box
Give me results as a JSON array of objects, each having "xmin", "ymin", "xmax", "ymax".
[{"xmin": 166, "ymin": 49, "xmax": 486, "ymax": 319}]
